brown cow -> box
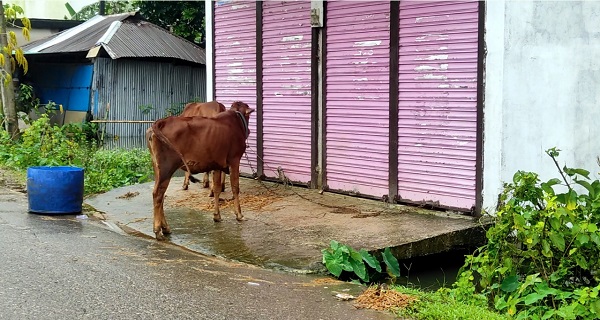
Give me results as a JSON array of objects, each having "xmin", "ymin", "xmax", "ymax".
[
  {"xmin": 147, "ymin": 101, "xmax": 254, "ymax": 240},
  {"xmin": 179, "ymin": 101, "xmax": 227, "ymax": 193}
]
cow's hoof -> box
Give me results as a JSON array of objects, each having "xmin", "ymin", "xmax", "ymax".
[
  {"xmin": 209, "ymin": 192, "xmax": 214, "ymax": 198},
  {"xmin": 213, "ymin": 216, "xmax": 222, "ymax": 222},
  {"xmin": 182, "ymin": 185, "xmax": 188, "ymax": 191},
  {"xmin": 162, "ymin": 226, "xmax": 172, "ymax": 235},
  {"xmin": 155, "ymin": 233, "xmax": 167, "ymax": 241},
  {"xmin": 236, "ymin": 216, "xmax": 246, "ymax": 222}
]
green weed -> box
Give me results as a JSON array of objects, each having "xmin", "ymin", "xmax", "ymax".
[{"xmin": 449, "ymin": 148, "xmax": 600, "ymax": 319}]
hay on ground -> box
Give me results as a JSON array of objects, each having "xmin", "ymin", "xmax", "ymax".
[
  {"xmin": 168, "ymin": 190, "xmax": 283, "ymax": 212},
  {"xmin": 354, "ymin": 286, "xmax": 418, "ymax": 311},
  {"xmin": 117, "ymin": 191, "xmax": 140, "ymax": 199}
]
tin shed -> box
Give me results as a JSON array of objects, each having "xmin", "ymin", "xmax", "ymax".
[{"xmin": 22, "ymin": 12, "xmax": 207, "ymax": 148}]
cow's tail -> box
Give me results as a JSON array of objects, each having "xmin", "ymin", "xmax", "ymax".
[{"xmin": 150, "ymin": 120, "xmax": 192, "ymax": 178}]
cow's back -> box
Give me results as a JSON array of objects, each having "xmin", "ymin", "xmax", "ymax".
[
  {"xmin": 181, "ymin": 101, "xmax": 226, "ymax": 118},
  {"xmin": 153, "ymin": 113, "xmax": 247, "ymax": 173}
]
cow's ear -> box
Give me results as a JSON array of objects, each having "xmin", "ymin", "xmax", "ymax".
[{"xmin": 246, "ymin": 108, "xmax": 255, "ymax": 115}]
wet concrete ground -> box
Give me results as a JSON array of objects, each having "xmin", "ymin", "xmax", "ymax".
[
  {"xmin": 86, "ymin": 176, "xmax": 487, "ymax": 273},
  {"xmin": 0, "ymin": 184, "xmax": 392, "ymax": 319}
]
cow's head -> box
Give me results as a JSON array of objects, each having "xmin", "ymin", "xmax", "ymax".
[{"xmin": 230, "ymin": 101, "xmax": 255, "ymax": 123}]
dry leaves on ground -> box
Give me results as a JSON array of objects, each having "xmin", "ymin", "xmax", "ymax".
[{"xmin": 354, "ymin": 286, "xmax": 418, "ymax": 311}]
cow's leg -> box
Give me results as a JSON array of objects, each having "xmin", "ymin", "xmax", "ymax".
[
  {"xmin": 202, "ymin": 172, "xmax": 210, "ymax": 188},
  {"xmin": 212, "ymin": 170, "xmax": 223, "ymax": 222},
  {"xmin": 182, "ymin": 171, "xmax": 190, "ymax": 190},
  {"xmin": 221, "ymin": 172, "xmax": 226, "ymax": 192},
  {"xmin": 152, "ymin": 172, "xmax": 173, "ymax": 240},
  {"xmin": 208, "ymin": 171, "xmax": 226, "ymax": 197},
  {"xmin": 230, "ymin": 162, "xmax": 244, "ymax": 221},
  {"xmin": 208, "ymin": 171, "xmax": 215, "ymax": 198}
]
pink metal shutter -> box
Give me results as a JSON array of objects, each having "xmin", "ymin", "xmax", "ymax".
[
  {"xmin": 325, "ymin": 2, "xmax": 390, "ymax": 197},
  {"xmin": 261, "ymin": 1, "xmax": 313, "ymax": 184},
  {"xmin": 214, "ymin": 1, "xmax": 257, "ymax": 175},
  {"xmin": 398, "ymin": 1, "xmax": 479, "ymax": 210}
]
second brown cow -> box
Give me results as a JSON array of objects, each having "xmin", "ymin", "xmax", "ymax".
[
  {"xmin": 179, "ymin": 101, "xmax": 227, "ymax": 193},
  {"xmin": 147, "ymin": 101, "xmax": 254, "ymax": 240}
]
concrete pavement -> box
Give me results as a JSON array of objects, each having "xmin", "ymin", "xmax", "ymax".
[{"xmin": 86, "ymin": 176, "xmax": 486, "ymax": 274}]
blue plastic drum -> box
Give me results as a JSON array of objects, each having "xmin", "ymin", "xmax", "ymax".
[{"xmin": 27, "ymin": 166, "xmax": 85, "ymax": 214}]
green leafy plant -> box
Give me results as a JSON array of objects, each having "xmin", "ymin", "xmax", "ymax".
[
  {"xmin": 15, "ymin": 83, "xmax": 39, "ymax": 114},
  {"xmin": 137, "ymin": 104, "xmax": 154, "ymax": 115},
  {"xmin": 165, "ymin": 102, "xmax": 185, "ymax": 117},
  {"xmin": 0, "ymin": 113, "xmax": 152, "ymax": 195},
  {"xmin": 322, "ymin": 240, "xmax": 400, "ymax": 283},
  {"xmin": 449, "ymin": 148, "xmax": 600, "ymax": 319}
]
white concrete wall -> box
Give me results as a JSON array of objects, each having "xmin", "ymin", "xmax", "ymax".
[
  {"xmin": 9, "ymin": 27, "xmax": 53, "ymax": 45},
  {"xmin": 6, "ymin": 0, "xmax": 96, "ymax": 19},
  {"xmin": 483, "ymin": 1, "xmax": 600, "ymax": 211}
]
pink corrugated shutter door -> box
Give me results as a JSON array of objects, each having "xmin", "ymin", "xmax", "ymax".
[
  {"xmin": 398, "ymin": 1, "xmax": 478, "ymax": 210},
  {"xmin": 262, "ymin": 1, "xmax": 312, "ymax": 184},
  {"xmin": 214, "ymin": 1, "xmax": 257, "ymax": 175},
  {"xmin": 325, "ymin": 2, "xmax": 390, "ymax": 197}
]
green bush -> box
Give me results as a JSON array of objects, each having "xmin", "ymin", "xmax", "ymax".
[
  {"xmin": 449, "ymin": 148, "xmax": 600, "ymax": 319},
  {"xmin": 0, "ymin": 114, "xmax": 153, "ymax": 195},
  {"xmin": 84, "ymin": 149, "xmax": 152, "ymax": 194},
  {"xmin": 0, "ymin": 114, "xmax": 92, "ymax": 168}
]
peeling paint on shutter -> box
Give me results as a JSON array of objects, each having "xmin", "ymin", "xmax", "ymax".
[
  {"xmin": 398, "ymin": 1, "xmax": 479, "ymax": 210},
  {"xmin": 214, "ymin": 1, "xmax": 257, "ymax": 175},
  {"xmin": 325, "ymin": 2, "xmax": 390, "ymax": 196},
  {"xmin": 262, "ymin": 1, "xmax": 312, "ymax": 184}
]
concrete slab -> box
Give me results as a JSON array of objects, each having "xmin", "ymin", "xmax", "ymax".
[{"xmin": 85, "ymin": 177, "xmax": 487, "ymax": 273}]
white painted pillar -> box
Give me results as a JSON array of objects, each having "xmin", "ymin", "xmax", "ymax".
[
  {"xmin": 205, "ymin": 0, "xmax": 214, "ymax": 101},
  {"xmin": 482, "ymin": 0, "xmax": 506, "ymax": 212}
]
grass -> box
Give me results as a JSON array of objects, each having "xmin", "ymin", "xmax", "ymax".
[{"xmin": 390, "ymin": 286, "xmax": 509, "ymax": 320}]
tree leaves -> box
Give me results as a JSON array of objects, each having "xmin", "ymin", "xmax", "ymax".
[
  {"xmin": 549, "ymin": 231, "xmax": 565, "ymax": 251},
  {"xmin": 134, "ymin": 1, "xmax": 205, "ymax": 45},
  {"xmin": 15, "ymin": 48, "xmax": 26, "ymax": 74},
  {"xmin": 500, "ymin": 275, "xmax": 519, "ymax": 293}
]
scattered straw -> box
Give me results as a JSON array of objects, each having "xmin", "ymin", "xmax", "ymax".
[
  {"xmin": 117, "ymin": 191, "xmax": 140, "ymax": 199},
  {"xmin": 354, "ymin": 286, "xmax": 418, "ymax": 311},
  {"xmin": 311, "ymin": 278, "xmax": 343, "ymax": 285},
  {"xmin": 168, "ymin": 190, "xmax": 283, "ymax": 212}
]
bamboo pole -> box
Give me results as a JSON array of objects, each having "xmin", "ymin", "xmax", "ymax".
[{"xmin": 91, "ymin": 120, "xmax": 155, "ymax": 123}]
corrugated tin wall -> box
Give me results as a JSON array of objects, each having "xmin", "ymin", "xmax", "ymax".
[
  {"xmin": 214, "ymin": 0, "xmax": 258, "ymax": 176},
  {"xmin": 27, "ymin": 62, "xmax": 93, "ymax": 112},
  {"xmin": 92, "ymin": 58, "xmax": 207, "ymax": 149},
  {"xmin": 325, "ymin": 1, "xmax": 391, "ymax": 196},
  {"xmin": 397, "ymin": 1, "xmax": 479, "ymax": 209},
  {"xmin": 261, "ymin": 1, "xmax": 312, "ymax": 184}
]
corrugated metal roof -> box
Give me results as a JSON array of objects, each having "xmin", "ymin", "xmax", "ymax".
[
  {"xmin": 101, "ymin": 21, "xmax": 205, "ymax": 64},
  {"xmin": 23, "ymin": 12, "xmax": 205, "ymax": 65}
]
